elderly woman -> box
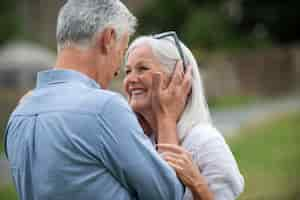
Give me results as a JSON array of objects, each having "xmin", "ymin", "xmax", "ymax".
[{"xmin": 123, "ymin": 32, "xmax": 244, "ymax": 200}]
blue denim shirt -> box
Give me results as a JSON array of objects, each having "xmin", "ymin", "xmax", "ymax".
[{"xmin": 4, "ymin": 69, "xmax": 184, "ymax": 200}]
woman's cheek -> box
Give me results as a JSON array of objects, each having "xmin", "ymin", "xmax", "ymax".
[
  {"xmin": 140, "ymin": 73, "xmax": 152, "ymax": 88},
  {"xmin": 123, "ymin": 79, "xmax": 129, "ymax": 96}
]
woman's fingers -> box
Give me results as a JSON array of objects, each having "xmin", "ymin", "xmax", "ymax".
[
  {"xmin": 162, "ymin": 151, "xmax": 183, "ymax": 162},
  {"xmin": 161, "ymin": 146, "xmax": 205, "ymax": 190},
  {"xmin": 165, "ymin": 159, "xmax": 184, "ymax": 172},
  {"xmin": 167, "ymin": 62, "xmax": 192, "ymax": 103},
  {"xmin": 163, "ymin": 154, "xmax": 184, "ymax": 172},
  {"xmin": 176, "ymin": 61, "xmax": 185, "ymax": 79},
  {"xmin": 159, "ymin": 144, "xmax": 193, "ymax": 168},
  {"xmin": 169, "ymin": 61, "xmax": 184, "ymax": 89},
  {"xmin": 151, "ymin": 72, "xmax": 162, "ymax": 98},
  {"xmin": 182, "ymin": 65, "xmax": 192, "ymax": 96},
  {"xmin": 157, "ymin": 143, "xmax": 187, "ymax": 154},
  {"xmin": 162, "ymin": 150, "xmax": 193, "ymax": 166}
]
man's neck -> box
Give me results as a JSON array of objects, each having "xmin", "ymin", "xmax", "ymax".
[{"xmin": 55, "ymin": 47, "xmax": 98, "ymax": 82}]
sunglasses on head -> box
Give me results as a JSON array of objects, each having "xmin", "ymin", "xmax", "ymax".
[{"xmin": 152, "ymin": 31, "xmax": 187, "ymax": 72}]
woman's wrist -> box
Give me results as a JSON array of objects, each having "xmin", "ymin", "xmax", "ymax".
[
  {"xmin": 156, "ymin": 117, "xmax": 178, "ymax": 145},
  {"xmin": 190, "ymin": 176, "xmax": 214, "ymax": 200}
]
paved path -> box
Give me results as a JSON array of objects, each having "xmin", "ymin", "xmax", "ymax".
[
  {"xmin": 1, "ymin": 94, "xmax": 299, "ymax": 187},
  {"xmin": 212, "ymin": 94, "xmax": 300, "ymax": 137}
]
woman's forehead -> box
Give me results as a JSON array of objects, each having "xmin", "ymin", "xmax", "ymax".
[
  {"xmin": 129, "ymin": 44, "xmax": 154, "ymax": 58},
  {"xmin": 127, "ymin": 44, "xmax": 158, "ymax": 64}
]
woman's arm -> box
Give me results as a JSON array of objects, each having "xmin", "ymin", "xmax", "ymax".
[
  {"xmin": 157, "ymin": 144, "xmax": 214, "ymax": 200},
  {"xmin": 149, "ymin": 63, "xmax": 214, "ymax": 199},
  {"xmin": 151, "ymin": 63, "xmax": 192, "ymax": 145},
  {"xmin": 190, "ymin": 179, "xmax": 214, "ymax": 200}
]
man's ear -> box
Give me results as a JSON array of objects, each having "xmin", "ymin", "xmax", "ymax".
[{"xmin": 96, "ymin": 27, "xmax": 117, "ymax": 54}]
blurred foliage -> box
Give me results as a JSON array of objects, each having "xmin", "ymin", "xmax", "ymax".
[
  {"xmin": 137, "ymin": 0, "xmax": 300, "ymax": 50},
  {"xmin": 1, "ymin": 0, "xmax": 300, "ymax": 50},
  {"xmin": 0, "ymin": 1, "xmax": 20, "ymax": 45},
  {"xmin": 137, "ymin": 0, "xmax": 272, "ymax": 51},
  {"xmin": 229, "ymin": 112, "xmax": 300, "ymax": 199},
  {"xmin": 239, "ymin": 0, "xmax": 300, "ymax": 44}
]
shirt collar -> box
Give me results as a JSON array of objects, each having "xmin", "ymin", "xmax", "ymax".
[{"xmin": 36, "ymin": 69, "xmax": 101, "ymax": 89}]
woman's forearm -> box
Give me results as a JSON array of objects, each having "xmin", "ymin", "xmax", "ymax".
[
  {"xmin": 156, "ymin": 117, "xmax": 179, "ymax": 145},
  {"xmin": 190, "ymin": 177, "xmax": 214, "ymax": 200}
]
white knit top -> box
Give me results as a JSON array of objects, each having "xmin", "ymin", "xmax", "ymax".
[{"xmin": 180, "ymin": 124, "xmax": 244, "ymax": 200}]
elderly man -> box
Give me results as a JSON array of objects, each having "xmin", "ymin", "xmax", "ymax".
[{"xmin": 4, "ymin": 0, "xmax": 185, "ymax": 200}]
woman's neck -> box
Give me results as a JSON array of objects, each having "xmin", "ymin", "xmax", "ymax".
[{"xmin": 139, "ymin": 109, "xmax": 157, "ymax": 135}]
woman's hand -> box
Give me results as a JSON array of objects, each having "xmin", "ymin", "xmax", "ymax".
[
  {"xmin": 150, "ymin": 62, "xmax": 192, "ymax": 145},
  {"xmin": 157, "ymin": 144, "xmax": 214, "ymax": 200},
  {"xmin": 151, "ymin": 61, "xmax": 192, "ymax": 123},
  {"xmin": 157, "ymin": 144, "xmax": 202, "ymax": 188}
]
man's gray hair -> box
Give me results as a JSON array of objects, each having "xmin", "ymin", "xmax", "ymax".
[{"xmin": 56, "ymin": 0, "xmax": 137, "ymax": 51}]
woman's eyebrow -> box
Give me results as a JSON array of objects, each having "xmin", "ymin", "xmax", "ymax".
[
  {"xmin": 125, "ymin": 58, "xmax": 152, "ymax": 69},
  {"xmin": 127, "ymin": 60, "xmax": 147, "ymax": 68},
  {"xmin": 135, "ymin": 60, "xmax": 146, "ymax": 66},
  {"xmin": 136, "ymin": 59, "xmax": 153, "ymax": 66}
]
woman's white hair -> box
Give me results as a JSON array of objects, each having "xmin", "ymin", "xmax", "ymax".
[
  {"xmin": 126, "ymin": 35, "xmax": 212, "ymax": 141},
  {"xmin": 56, "ymin": 0, "xmax": 137, "ymax": 51}
]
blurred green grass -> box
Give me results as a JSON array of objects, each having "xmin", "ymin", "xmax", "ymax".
[
  {"xmin": 208, "ymin": 95, "xmax": 258, "ymax": 110},
  {"xmin": 230, "ymin": 112, "xmax": 300, "ymax": 200},
  {"xmin": 0, "ymin": 185, "xmax": 18, "ymax": 200}
]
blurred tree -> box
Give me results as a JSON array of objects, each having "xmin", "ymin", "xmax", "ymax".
[
  {"xmin": 137, "ymin": 0, "xmax": 191, "ymax": 35},
  {"xmin": 137, "ymin": 0, "xmax": 245, "ymax": 50},
  {"xmin": 238, "ymin": 0, "xmax": 300, "ymax": 44},
  {"xmin": 0, "ymin": 0, "xmax": 66, "ymax": 49},
  {"xmin": 183, "ymin": 6, "xmax": 233, "ymax": 50},
  {"xmin": 139, "ymin": 0, "xmax": 228, "ymax": 49},
  {"xmin": 20, "ymin": 0, "xmax": 66, "ymax": 49},
  {"xmin": 0, "ymin": 0, "xmax": 20, "ymax": 45},
  {"xmin": 137, "ymin": 0, "xmax": 300, "ymax": 49},
  {"xmin": 4, "ymin": 0, "xmax": 299, "ymax": 49}
]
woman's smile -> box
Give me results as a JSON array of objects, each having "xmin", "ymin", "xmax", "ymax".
[{"xmin": 129, "ymin": 87, "xmax": 149, "ymax": 101}]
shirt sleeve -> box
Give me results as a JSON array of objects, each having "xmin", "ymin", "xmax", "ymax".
[
  {"xmin": 95, "ymin": 94, "xmax": 184, "ymax": 200},
  {"xmin": 189, "ymin": 127, "xmax": 244, "ymax": 200}
]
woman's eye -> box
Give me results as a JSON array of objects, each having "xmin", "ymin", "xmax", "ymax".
[
  {"xmin": 125, "ymin": 69, "xmax": 131, "ymax": 75},
  {"xmin": 139, "ymin": 66, "xmax": 149, "ymax": 71}
]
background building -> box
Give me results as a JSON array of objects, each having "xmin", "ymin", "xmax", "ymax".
[{"xmin": 0, "ymin": 42, "xmax": 55, "ymax": 90}]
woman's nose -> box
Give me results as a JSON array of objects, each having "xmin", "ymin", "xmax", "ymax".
[{"xmin": 126, "ymin": 72, "xmax": 140, "ymax": 83}]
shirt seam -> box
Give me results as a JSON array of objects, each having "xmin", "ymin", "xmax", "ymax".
[{"xmin": 12, "ymin": 110, "xmax": 100, "ymax": 117}]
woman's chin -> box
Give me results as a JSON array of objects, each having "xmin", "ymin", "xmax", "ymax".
[{"xmin": 130, "ymin": 101, "xmax": 149, "ymax": 113}]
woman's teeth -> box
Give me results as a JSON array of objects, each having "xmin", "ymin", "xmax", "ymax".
[{"xmin": 131, "ymin": 89, "xmax": 144, "ymax": 95}]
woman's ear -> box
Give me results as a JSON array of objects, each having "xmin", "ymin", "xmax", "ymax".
[{"xmin": 96, "ymin": 27, "xmax": 117, "ymax": 54}]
